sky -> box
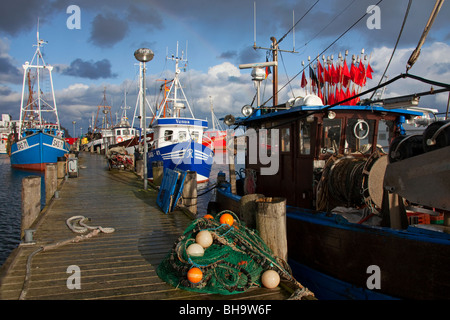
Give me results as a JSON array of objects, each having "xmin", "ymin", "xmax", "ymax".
[{"xmin": 0, "ymin": 0, "xmax": 449, "ymax": 137}]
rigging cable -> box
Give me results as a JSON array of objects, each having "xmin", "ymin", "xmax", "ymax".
[
  {"xmin": 261, "ymin": 0, "xmax": 384, "ymax": 108},
  {"xmin": 369, "ymin": 0, "xmax": 412, "ymax": 100},
  {"xmin": 277, "ymin": 0, "xmax": 320, "ymax": 46}
]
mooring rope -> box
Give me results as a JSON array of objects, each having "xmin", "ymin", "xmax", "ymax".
[{"xmin": 19, "ymin": 216, "xmax": 114, "ymax": 300}]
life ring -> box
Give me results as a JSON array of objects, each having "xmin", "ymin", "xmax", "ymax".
[{"xmin": 116, "ymin": 136, "xmax": 123, "ymax": 143}]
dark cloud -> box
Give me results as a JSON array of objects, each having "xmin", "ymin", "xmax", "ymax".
[
  {"xmin": 218, "ymin": 51, "xmax": 237, "ymax": 60},
  {"xmin": 0, "ymin": 56, "xmax": 22, "ymax": 84},
  {"xmin": 89, "ymin": 13, "xmax": 129, "ymax": 48},
  {"xmin": 60, "ymin": 58, "xmax": 117, "ymax": 79}
]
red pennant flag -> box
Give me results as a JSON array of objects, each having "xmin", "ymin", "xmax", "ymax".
[
  {"xmin": 317, "ymin": 60, "xmax": 324, "ymax": 85},
  {"xmin": 358, "ymin": 61, "xmax": 366, "ymax": 86},
  {"xmin": 350, "ymin": 62, "xmax": 358, "ymax": 84},
  {"xmin": 342, "ymin": 60, "xmax": 351, "ymax": 87},
  {"xmin": 328, "ymin": 92, "xmax": 335, "ymax": 105},
  {"xmin": 366, "ymin": 62, "xmax": 373, "ymax": 79},
  {"xmin": 301, "ymin": 70, "xmax": 307, "ymax": 88}
]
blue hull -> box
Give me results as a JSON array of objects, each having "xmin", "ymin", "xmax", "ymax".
[
  {"xmin": 10, "ymin": 132, "xmax": 69, "ymax": 171},
  {"xmin": 148, "ymin": 141, "xmax": 213, "ymax": 183}
]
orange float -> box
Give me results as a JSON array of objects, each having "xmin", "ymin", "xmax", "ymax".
[
  {"xmin": 219, "ymin": 213, "xmax": 234, "ymax": 226},
  {"xmin": 187, "ymin": 267, "xmax": 203, "ymax": 284},
  {"xmin": 203, "ymin": 214, "xmax": 214, "ymax": 220}
]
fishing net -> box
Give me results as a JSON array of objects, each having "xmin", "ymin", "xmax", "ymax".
[{"xmin": 157, "ymin": 210, "xmax": 312, "ymax": 298}]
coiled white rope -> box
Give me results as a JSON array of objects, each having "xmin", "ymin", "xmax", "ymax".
[{"xmin": 66, "ymin": 215, "xmax": 115, "ymax": 234}]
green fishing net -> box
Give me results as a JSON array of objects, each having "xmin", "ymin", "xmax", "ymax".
[{"xmin": 156, "ymin": 210, "xmax": 299, "ymax": 295}]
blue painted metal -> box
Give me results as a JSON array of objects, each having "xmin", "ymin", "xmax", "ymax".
[
  {"xmin": 148, "ymin": 141, "xmax": 213, "ymax": 183},
  {"xmin": 172, "ymin": 169, "xmax": 187, "ymax": 211},
  {"xmin": 10, "ymin": 131, "xmax": 69, "ymax": 170},
  {"xmin": 157, "ymin": 168, "xmax": 181, "ymax": 214}
]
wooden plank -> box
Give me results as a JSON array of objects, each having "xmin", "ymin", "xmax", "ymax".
[{"xmin": 0, "ymin": 152, "xmax": 292, "ymax": 300}]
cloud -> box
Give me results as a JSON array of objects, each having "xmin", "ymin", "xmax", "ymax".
[
  {"xmin": 0, "ymin": 38, "xmax": 22, "ymax": 84},
  {"xmin": 89, "ymin": 13, "xmax": 129, "ymax": 48},
  {"xmin": 59, "ymin": 58, "xmax": 117, "ymax": 79}
]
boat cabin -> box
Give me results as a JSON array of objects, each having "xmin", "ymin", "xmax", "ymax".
[
  {"xmin": 238, "ymin": 102, "xmax": 422, "ymax": 211},
  {"xmin": 151, "ymin": 117, "xmax": 208, "ymax": 149}
]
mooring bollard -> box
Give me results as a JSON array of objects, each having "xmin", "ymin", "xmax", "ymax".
[
  {"xmin": 256, "ymin": 197, "xmax": 288, "ymax": 261},
  {"xmin": 182, "ymin": 171, "xmax": 197, "ymax": 216},
  {"xmin": 239, "ymin": 193, "xmax": 264, "ymax": 229},
  {"xmin": 57, "ymin": 156, "xmax": 66, "ymax": 179},
  {"xmin": 152, "ymin": 161, "xmax": 164, "ymax": 186},
  {"xmin": 21, "ymin": 176, "xmax": 41, "ymax": 239},
  {"xmin": 45, "ymin": 163, "xmax": 57, "ymax": 204}
]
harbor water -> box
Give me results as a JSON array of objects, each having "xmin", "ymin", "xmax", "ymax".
[{"xmin": 0, "ymin": 155, "xmax": 45, "ymax": 267}]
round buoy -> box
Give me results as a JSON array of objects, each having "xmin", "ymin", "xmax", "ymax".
[
  {"xmin": 186, "ymin": 243, "xmax": 204, "ymax": 257},
  {"xmin": 196, "ymin": 230, "xmax": 213, "ymax": 248},
  {"xmin": 203, "ymin": 214, "xmax": 214, "ymax": 220},
  {"xmin": 220, "ymin": 213, "xmax": 234, "ymax": 226},
  {"xmin": 187, "ymin": 267, "xmax": 203, "ymax": 284},
  {"xmin": 261, "ymin": 270, "xmax": 280, "ymax": 289}
]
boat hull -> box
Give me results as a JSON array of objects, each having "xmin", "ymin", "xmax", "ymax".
[
  {"xmin": 148, "ymin": 141, "xmax": 213, "ymax": 183},
  {"xmin": 214, "ymin": 185, "xmax": 450, "ymax": 300},
  {"xmin": 10, "ymin": 132, "xmax": 70, "ymax": 171}
]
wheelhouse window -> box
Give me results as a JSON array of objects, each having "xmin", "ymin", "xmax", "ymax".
[
  {"xmin": 322, "ymin": 118, "xmax": 342, "ymax": 154},
  {"xmin": 344, "ymin": 119, "xmax": 375, "ymax": 154},
  {"xmin": 191, "ymin": 131, "xmax": 199, "ymax": 142},
  {"xmin": 299, "ymin": 120, "xmax": 311, "ymax": 155},
  {"xmin": 164, "ymin": 130, "xmax": 173, "ymax": 141},
  {"xmin": 178, "ymin": 131, "xmax": 187, "ymax": 141},
  {"xmin": 281, "ymin": 127, "xmax": 291, "ymax": 152}
]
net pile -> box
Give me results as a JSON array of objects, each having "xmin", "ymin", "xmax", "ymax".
[{"xmin": 157, "ymin": 210, "xmax": 304, "ymax": 296}]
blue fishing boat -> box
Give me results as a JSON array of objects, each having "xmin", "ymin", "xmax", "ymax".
[
  {"xmin": 9, "ymin": 30, "xmax": 69, "ymax": 170},
  {"xmin": 210, "ymin": 17, "xmax": 450, "ymax": 298},
  {"xmin": 147, "ymin": 44, "xmax": 213, "ymax": 184}
]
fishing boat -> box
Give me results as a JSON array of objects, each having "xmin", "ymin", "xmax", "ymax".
[
  {"xmin": 147, "ymin": 44, "xmax": 214, "ymax": 184},
  {"xmin": 0, "ymin": 114, "xmax": 17, "ymax": 154},
  {"xmin": 211, "ymin": 2, "xmax": 450, "ymax": 298},
  {"xmin": 204, "ymin": 97, "xmax": 227, "ymax": 152},
  {"xmin": 9, "ymin": 30, "xmax": 69, "ymax": 170}
]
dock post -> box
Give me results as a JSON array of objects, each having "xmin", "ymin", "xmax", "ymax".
[
  {"xmin": 57, "ymin": 156, "xmax": 66, "ymax": 179},
  {"xmin": 45, "ymin": 163, "xmax": 57, "ymax": 204},
  {"xmin": 152, "ymin": 161, "xmax": 164, "ymax": 186},
  {"xmin": 239, "ymin": 193, "xmax": 264, "ymax": 229},
  {"xmin": 182, "ymin": 171, "xmax": 197, "ymax": 216},
  {"xmin": 256, "ymin": 197, "xmax": 288, "ymax": 261},
  {"xmin": 21, "ymin": 176, "xmax": 41, "ymax": 239}
]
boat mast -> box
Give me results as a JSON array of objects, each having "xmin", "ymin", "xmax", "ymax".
[
  {"xmin": 157, "ymin": 42, "xmax": 195, "ymax": 119},
  {"xmin": 18, "ymin": 24, "xmax": 60, "ymax": 137}
]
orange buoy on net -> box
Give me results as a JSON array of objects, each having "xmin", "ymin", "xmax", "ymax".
[
  {"xmin": 219, "ymin": 213, "xmax": 234, "ymax": 226},
  {"xmin": 187, "ymin": 267, "xmax": 203, "ymax": 284},
  {"xmin": 203, "ymin": 214, "xmax": 214, "ymax": 220}
]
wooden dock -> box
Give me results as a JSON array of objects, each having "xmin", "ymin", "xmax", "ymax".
[{"xmin": 0, "ymin": 152, "xmax": 295, "ymax": 300}]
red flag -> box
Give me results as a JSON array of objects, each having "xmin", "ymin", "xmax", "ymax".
[
  {"xmin": 358, "ymin": 61, "xmax": 366, "ymax": 86},
  {"xmin": 265, "ymin": 57, "xmax": 271, "ymax": 79},
  {"xmin": 350, "ymin": 62, "xmax": 358, "ymax": 84},
  {"xmin": 331, "ymin": 64, "xmax": 338, "ymax": 85},
  {"xmin": 366, "ymin": 62, "xmax": 373, "ymax": 79},
  {"xmin": 328, "ymin": 92, "xmax": 334, "ymax": 105},
  {"xmin": 317, "ymin": 60, "xmax": 324, "ymax": 85},
  {"xmin": 301, "ymin": 70, "xmax": 307, "ymax": 88},
  {"xmin": 342, "ymin": 60, "xmax": 351, "ymax": 87}
]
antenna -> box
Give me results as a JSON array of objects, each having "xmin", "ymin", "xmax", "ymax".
[{"xmin": 254, "ymin": 2, "xmax": 256, "ymax": 48}]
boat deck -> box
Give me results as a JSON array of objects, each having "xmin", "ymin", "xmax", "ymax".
[{"xmin": 0, "ymin": 152, "xmax": 293, "ymax": 300}]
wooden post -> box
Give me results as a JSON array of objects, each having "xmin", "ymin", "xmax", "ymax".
[
  {"xmin": 57, "ymin": 156, "xmax": 66, "ymax": 179},
  {"xmin": 21, "ymin": 176, "xmax": 41, "ymax": 239},
  {"xmin": 227, "ymin": 134, "xmax": 237, "ymax": 194},
  {"xmin": 256, "ymin": 197, "xmax": 287, "ymax": 261},
  {"xmin": 136, "ymin": 159, "xmax": 143, "ymax": 179},
  {"xmin": 182, "ymin": 171, "xmax": 197, "ymax": 216},
  {"xmin": 45, "ymin": 163, "xmax": 57, "ymax": 204},
  {"xmin": 152, "ymin": 161, "xmax": 163, "ymax": 186},
  {"xmin": 239, "ymin": 193, "xmax": 264, "ymax": 229}
]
